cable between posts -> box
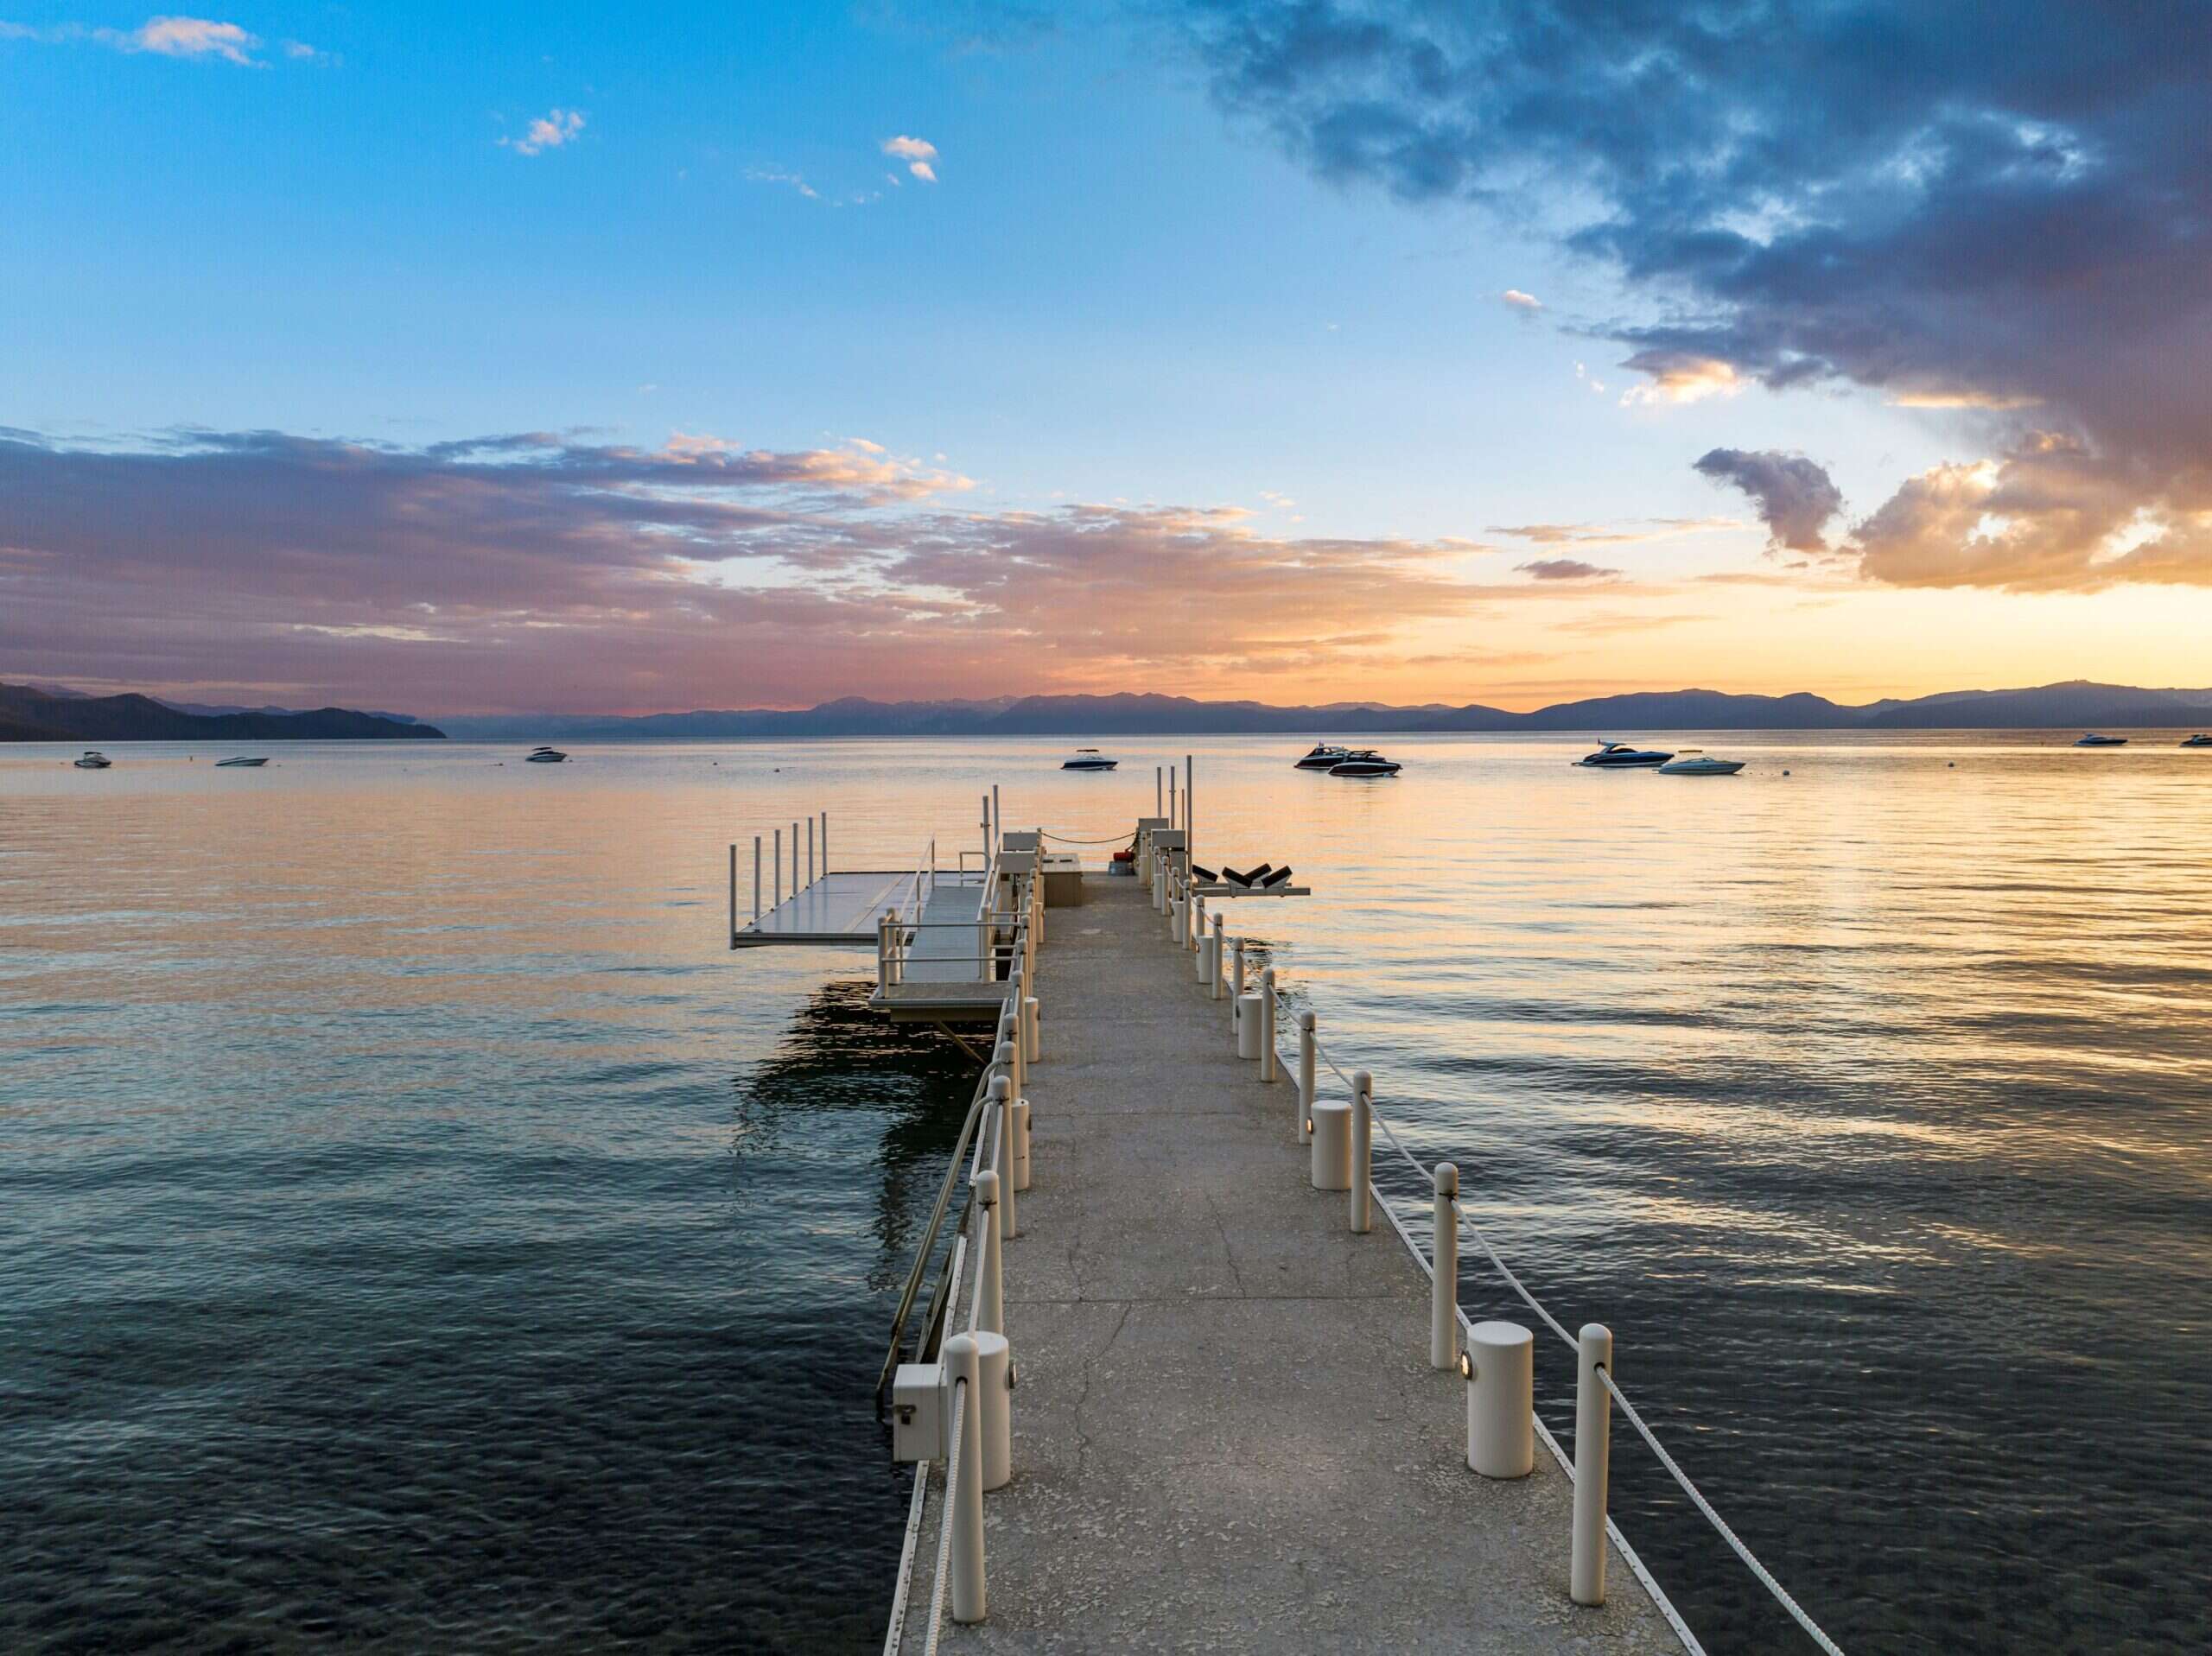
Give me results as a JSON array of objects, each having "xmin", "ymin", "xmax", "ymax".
[{"xmin": 1599, "ymin": 1369, "xmax": 1846, "ymax": 1656}]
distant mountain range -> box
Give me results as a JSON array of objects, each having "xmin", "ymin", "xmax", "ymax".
[
  {"xmin": 0, "ymin": 683, "xmax": 443, "ymax": 743},
  {"xmin": 431, "ymin": 682, "xmax": 2212, "ymax": 739}
]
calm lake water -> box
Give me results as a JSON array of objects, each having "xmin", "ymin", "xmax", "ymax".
[{"xmin": 3, "ymin": 734, "xmax": 2208, "ymax": 1653}]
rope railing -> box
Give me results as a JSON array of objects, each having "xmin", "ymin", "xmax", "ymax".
[{"xmin": 1267, "ymin": 980, "xmax": 1846, "ymax": 1653}]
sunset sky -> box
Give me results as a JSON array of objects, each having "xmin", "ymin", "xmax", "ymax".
[{"xmin": 7, "ymin": 3, "xmax": 2212, "ymax": 714}]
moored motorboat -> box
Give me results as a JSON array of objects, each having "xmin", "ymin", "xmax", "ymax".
[
  {"xmin": 1658, "ymin": 750, "xmax": 1744, "ymax": 776},
  {"xmin": 525, "ymin": 746, "xmax": 569, "ymax": 763},
  {"xmin": 1327, "ymin": 749, "xmax": 1402, "ymax": 777},
  {"xmin": 72, "ymin": 750, "xmax": 112, "ymax": 769},
  {"xmin": 2073, "ymin": 733, "xmax": 2126, "ymax": 747},
  {"xmin": 1294, "ymin": 743, "xmax": 1351, "ymax": 770},
  {"xmin": 2180, "ymin": 734, "xmax": 2212, "ymax": 748},
  {"xmin": 1578, "ymin": 740, "xmax": 1672, "ymax": 768},
  {"xmin": 215, "ymin": 756, "xmax": 269, "ymax": 767},
  {"xmin": 1061, "ymin": 748, "xmax": 1118, "ymax": 771}
]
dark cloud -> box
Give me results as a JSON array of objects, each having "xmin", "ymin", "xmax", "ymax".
[
  {"xmin": 1517, "ymin": 557, "xmax": 1617, "ymax": 581},
  {"xmin": 1177, "ymin": 1, "xmax": 2212, "ymax": 586},
  {"xmin": 1692, "ymin": 448, "xmax": 1844, "ymax": 552},
  {"xmin": 0, "ymin": 428, "xmax": 1491, "ymax": 710}
]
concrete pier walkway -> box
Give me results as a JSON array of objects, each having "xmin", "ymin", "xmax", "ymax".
[{"xmin": 920, "ymin": 874, "xmax": 1685, "ymax": 1653}]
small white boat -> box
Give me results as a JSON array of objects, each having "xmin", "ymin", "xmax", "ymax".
[
  {"xmin": 1061, "ymin": 748, "xmax": 1118, "ymax": 771},
  {"xmin": 2073, "ymin": 733, "xmax": 2127, "ymax": 747},
  {"xmin": 1328, "ymin": 749, "xmax": 1402, "ymax": 777},
  {"xmin": 1294, "ymin": 743, "xmax": 1351, "ymax": 771},
  {"xmin": 215, "ymin": 756, "xmax": 268, "ymax": 767},
  {"xmin": 525, "ymin": 746, "xmax": 569, "ymax": 763},
  {"xmin": 2180, "ymin": 734, "xmax": 2212, "ymax": 748},
  {"xmin": 1659, "ymin": 751, "xmax": 1744, "ymax": 777},
  {"xmin": 72, "ymin": 750, "xmax": 112, "ymax": 769},
  {"xmin": 1578, "ymin": 741, "xmax": 1672, "ymax": 768}
]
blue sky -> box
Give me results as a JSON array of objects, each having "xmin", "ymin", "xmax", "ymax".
[{"xmin": 5, "ymin": 4, "xmax": 2211, "ymax": 712}]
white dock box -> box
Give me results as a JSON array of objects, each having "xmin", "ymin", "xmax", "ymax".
[{"xmin": 891, "ymin": 1362, "xmax": 946, "ymax": 1462}]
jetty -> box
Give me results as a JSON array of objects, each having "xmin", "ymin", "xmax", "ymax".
[{"xmin": 727, "ymin": 771, "xmax": 1845, "ymax": 1655}]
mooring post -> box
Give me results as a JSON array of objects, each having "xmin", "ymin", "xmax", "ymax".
[
  {"xmin": 974, "ymin": 1170, "xmax": 1004, "ymax": 1335},
  {"xmin": 1432, "ymin": 1163, "xmax": 1459, "ymax": 1367},
  {"xmin": 1169, "ymin": 764, "xmax": 1178, "ymax": 829},
  {"xmin": 1155, "ymin": 765, "xmax": 1163, "ymax": 818},
  {"xmin": 1260, "ymin": 968, "xmax": 1279, "ymax": 1082},
  {"xmin": 753, "ymin": 835, "xmax": 762, "ymax": 922},
  {"xmin": 1350, "ymin": 1069, "xmax": 1373, "ymax": 1234},
  {"xmin": 944, "ymin": 1334, "xmax": 987, "ymax": 1623},
  {"xmin": 773, "ymin": 828, "xmax": 782, "ymax": 906},
  {"xmin": 1023, "ymin": 995, "xmax": 1040, "ymax": 1064},
  {"xmin": 821, "ymin": 810, "xmax": 829, "ymax": 875},
  {"xmin": 1465, "ymin": 1320, "xmax": 1535, "ymax": 1479},
  {"xmin": 807, "ymin": 815, "xmax": 815, "ymax": 885},
  {"xmin": 1297, "ymin": 1011, "xmax": 1316, "ymax": 1143},
  {"xmin": 728, "ymin": 844, "xmax": 736, "ymax": 942},
  {"xmin": 791, "ymin": 822, "xmax": 799, "ymax": 894},
  {"xmin": 1009, "ymin": 1095, "xmax": 1031, "ymax": 1191},
  {"xmin": 1572, "ymin": 1323, "xmax": 1614, "ymax": 1606},
  {"xmin": 1232, "ymin": 937, "xmax": 1247, "ymax": 1003}
]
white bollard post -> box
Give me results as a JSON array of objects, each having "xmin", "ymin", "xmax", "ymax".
[
  {"xmin": 1465, "ymin": 1321, "xmax": 1535, "ymax": 1479},
  {"xmin": 975, "ymin": 1329, "xmax": 1012, "ymax": 1492},
  {"xmin": 944, "ymin": 1335, "xmax": 987, "ymax": 1623},
  {"xmin": 773, "ymin": 828, "xmax": 782, "ymax": 905},
  {"xmin": 1297, "ymin": 1011, "xmax": 1317, "ymax": 1144},
  {"xmin": 1350, "ymin": 1070, "xmax": 1373, "ymax": 1234},
  {"xmin": 1210, "ymin": 915, "xmax": 1226, "ymax": 1001},
  {"xmin": 986, "ymin": 1073, "xmax": 1016, "ymax": 1240},
  {"xmin": 1260, "ymin": 969, "xmax": 1278, "ymax": 1082},
  {"xmin": 1432, "ymin": 1163, "xmax": 1459, "ymax": 1369},
  {"xmin": 995, "ymin": 1036, "xmax": 1022, "ymax": 1114},
  {"xmin": 1572, "ymin": 1323, "xmax": 1614, "ymax": 1607},
  {"xmin": 973, "ymin": 1170, "xmax": 1004, "ymax": 1336},
  {"xmin": 1023, "ymin": 995, "xmax": 1040, "ymax": 1063},
  {"xmin": 1193, "ymin": 898, "xmax": 1209, "ymax": 977},
  {"xmin": 1232, "ymin": 937, "xmax": 1247, "ymax": 1002},
  {"xmin": 1236, "ymin": 993, "xmax": 1262, "ymax": 1058},
  {"xmin": 1309, "ymin": 1099, "xmax": 1352, "ymax": 1190},
  {"xmin": 1009, "ymin": 1096, "xmax": 1031, "ymax": 1191}
]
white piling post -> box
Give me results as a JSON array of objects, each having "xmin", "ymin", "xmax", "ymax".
[
  {"xmin": 973, "ymin": 1170, "xmax": 1004, "ymax": 1336},
  {"xmin": 1185, "ymin": 752, "xmax": 1194, "ymax": 857},
  {"xmin": 773, "ymin": 828, "xmax": 782, "ymax": 905},
  {"xmin": 1297, "ymin": 1012, "xmax": 1316, "ymax": 1144},
  {"xmin": 1350, "ymin": 1070, "xmax": 1373, "ymax": 1234},
  {"xmin": 753, "ymin": 835, "xmax": 762, "ymax": 921},
  {"xmin": 728, "ymin": 844, "xmax": 736, "ymax": 942},
  {"xmin": 991, "ymin": 785, "xmax": 1000, "ymax": 853},
  {"xmin": 1009, "ymin": 1096, "xmax": 1031, "ymax": 1191},
  {"xmin": 791, "ymin": 822, "xmax": 799, "ymax": 894},
  {"xmin": 1431, "ymin": 1163, "xmax": 1459, "ymax": 1368},
  {"xmin": 1210, "ymin": 914, "xmax": 1226, "ymax": 1000},
  {"xmin": 1465, "ymin": 1320, "xmax": 1535, "ymax": 1479},
  {"xmin": 821, "ymin": 810, "xmax": 829, "ymax": 874},
  {"xmin": 1572, "ymin": 1323, "xmax": 1614, "ymax": 1607},
  {"xmin": 1169, "ymin": 765, "xmax": 1177, "ymax": 829},
  {"xmin": 1155, "ymin": 765, "xmax": 1163, "ymax": 818},
  {"xmin": 1260, "ymin": 968, "xmax": 1279, "ymax": 1082},
  {"xmin": 807, "ymin": 815, "xmax": 816, "ymax": 885},
  {"xmin": 944, "ymin": 1334, "xmax": 987, "ymax": 1623},
  {"xmin": 1023, "ymin": 995, "xmax": 1040, "ymax": 1063}
]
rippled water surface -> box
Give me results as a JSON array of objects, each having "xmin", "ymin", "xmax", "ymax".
[{"xmin": 3, "ymin": 734, "xmax": 2208, "ymax": 1653}]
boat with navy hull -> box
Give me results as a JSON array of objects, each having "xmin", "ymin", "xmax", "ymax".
[
  {"xmin": 215, "ymin": 756, "xmax": 269, "ymax": 767},
  {"xmin": 2073, "ymin": 733, "xmax": 2127, "ymax": 747},
  {"xmin": 1578, "ymin": 741, "xmax": 1673, "ymax": 768},
  {"xmin": 1295, "ymin": 743, "xmax": 1351, "ymax": 770},
  {"xmin": 525, "ymin": 746, "xmax": 569, "ymax": 763},
  {"xmin": 72, "ymin": 751, "xmax": 112, "ymax": 770},
  {"xmin": 1327, "ymin": 750, "xmax": 1402, "ymax": 777},
  {"xmin": 1061, "ymin": 748, "xmax": 1118, "ymax": 771}
]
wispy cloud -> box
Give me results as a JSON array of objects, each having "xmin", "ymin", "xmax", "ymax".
[
  {"xmin": 2, "ymin": 14, "xmax": 273, "ymax": 64},
  {"xmin": 1517, "ymin": 557, "xmax": 1618, "ymax": 581},
  {"xmin": 1500, "ymin": 289, "xmax": 1541, "ymax": 312},
  {"xmin": 746, "ymin": 165, "xmax": 819, "ymax": 200},
  {"xmin": 501, "ymin": 109, "xmax": 585, "ymax": 156},
  {"xmin": 882, "ymin": 134, "xmax": 939, "ymax": 182}
]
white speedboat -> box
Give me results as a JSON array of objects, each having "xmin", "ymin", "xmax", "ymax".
[
  {"xmin": 1294, "ymin": 743, "xmax": 1351, "ymax": 770},
  {"xmin": 525, "ymin": 746, "xmax": 569, "ymax": 763},
  {"xmin": 215, "ymin": 756, "xmax": 268, "ymax": 767},
  {"xmin": 1328, "ymin": 749, "xmax": 1402, "ymax": 777},
  {"xmin": 72, "ymin": 750, "xmax": 112, "ymax": 769},
  {"xmin": 1061, "ymin": 748, "xmax": 1117, "ymax": 771},
  {"xmin": 2073, "ymin": 733, "xmax": 2126, "ymax": 747},
  {"xmin": 1659, "ymin": 750, "xmax": 1744, "ymax": 777},
  {"xmin": 2180, "ymin": 734, "xmax": 2212, "ymax": 748},
  {"xmin": 1578, "ymin": 741, "xmax": 1672, "ymax": 768}
]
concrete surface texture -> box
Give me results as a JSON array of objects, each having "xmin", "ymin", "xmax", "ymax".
[{"xmin": 906, "ymin": 874, "xmax": 1688, "ymax": 1653}]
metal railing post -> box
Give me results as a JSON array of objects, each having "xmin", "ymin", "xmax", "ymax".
[
  {"xmin": 876, "ymin": 914, "xmax": 891, "ymax": 993},
  {"xmin": 1350, "ymin": 1069, "xmax": 1373, "ymax": 1233},
  {"xmin": 973, "ymin": 1171, "xmax": 1004, "ymax": 1335},
  {"xmin": 1260, "ymin": 969, "xmax": 1278, "ymax": 1082},
  {"xmin": 944, "ymin": 1336, "xmax": 987, "ymax": 1624},
  {"xmin": 1297, "ymin": 1012, "xmax": 1316, "ymax": 1143},
  {"xmin": 1210, "ymin": 914, "xmax": 1226, "ymax": 1000},
  {"xmin": 1232, "ymin": 937, "xmax": 1246, "ymax": 1003},
  {"xmin": 1431, "ymin": 1163, "xmax": 1459, "ymax": 1368},
  {"xmin": 1572, "ymin": 1323, "xmax": 1614, "ymax": 1606}
]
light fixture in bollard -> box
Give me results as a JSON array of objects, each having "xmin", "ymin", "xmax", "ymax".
[
  {"xmin": 975, "ymin": 1328, "xmax": 1013, "ymax": 1492},
  {"xmin": 1431, "ymin": 1163, "xmax": 1459, "ymax": 1369},
  {"xmin": 1571, "ymin": 1323, "xmax": 1614, "ymax": 1607},
  {"xmin": 1009, "ymin": 1096, "xmax": 1032, "ymax": 1192},
  {"xmin": 972, "ymin": 1170, "xmax": 1005, "ymax": 1335},
  {"xmin": 1296, "ymin": 1011, "xmax": 1317, "ymax": 1144},
  {"xmin": 1260, "ymin": 969, "xmax": 1279, "ymax": 1083},
  {"xmin": 943, "ymin": 1335, "xmax": 987, "ymax": 1623},
  {"xmin": 1309, "ymin": 1098, "xmax": 1352, "ymax": 1190},
  {"xmin": 1462, "ymin": 1320, "xmax": 1535, "ymax": 1479},
  {"xmin": 1349, "ymin": 1070, "xmax": 1373, "ymax": 1234}
]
